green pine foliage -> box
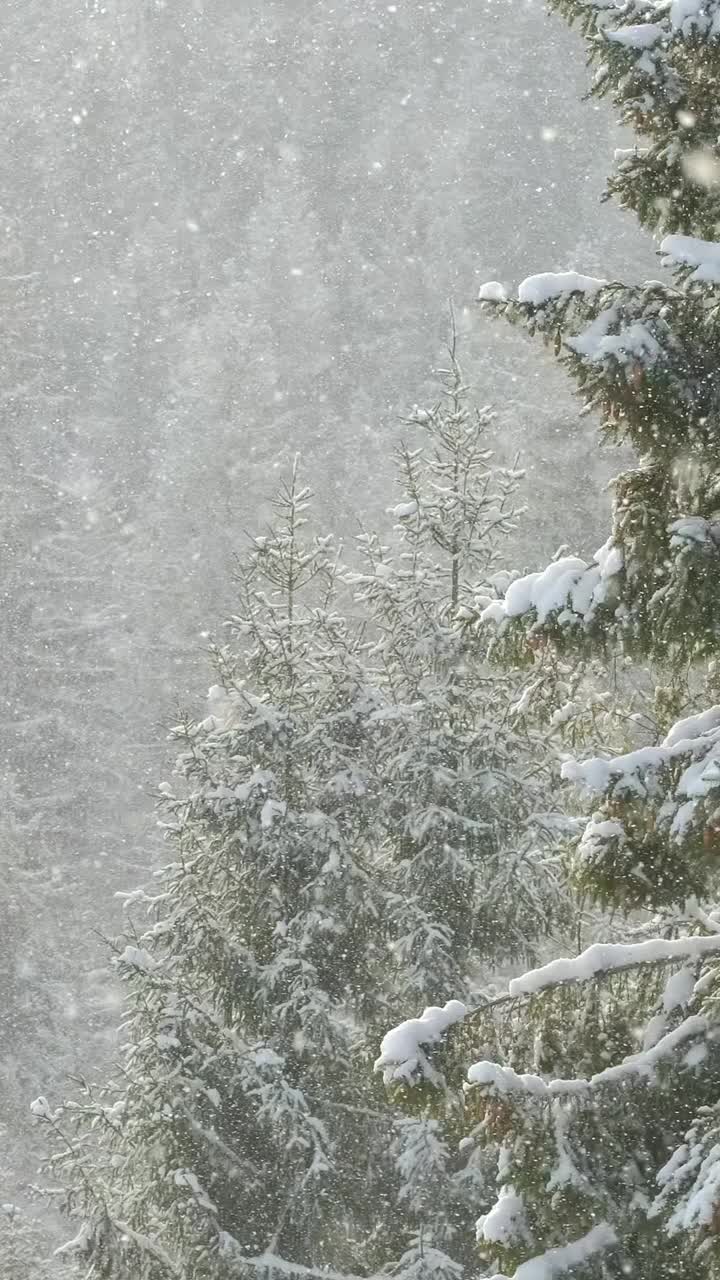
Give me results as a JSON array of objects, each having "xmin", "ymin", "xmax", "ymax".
[
  {"xmin": 379, "ymin": 4, "xmax": 720, "ymax": 1279},
  {"xmin": 470, "ymin": 3, "xmax": 720, "ymax": 667}
]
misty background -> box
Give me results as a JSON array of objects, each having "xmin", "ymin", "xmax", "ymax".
[{"xmin": 3, "ymin": 0, "xmax": 655, "ymax": 1237}]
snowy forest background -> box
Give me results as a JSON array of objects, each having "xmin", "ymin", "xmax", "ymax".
[{"xmin": 3, "ymin": 0, "xmax": 660, "ymax": 1265}]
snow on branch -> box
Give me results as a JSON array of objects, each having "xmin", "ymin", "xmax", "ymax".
[
  {"xmin": 478, "ymin": 541, "xmax": 622, "ymax": 632},
  {"xmin": 557, "ymin": 703, "xmax": 720, "ymax": 908},
  {"xmin": 605, "ymin": 22, "xmax": 664, "ymax": 48},
  {"xmin": 477, "ymin": 273, "xmax": 607, "ymax": 308},
  {"xmin": 374, "ymin": 1000, "xmax": 467, "ymax": 1085},
  {"xmin": 517, "ymin": 272, "xmax": 607, "ymax": 307},
  {"xmin": 668, "ymin": 0, "xmax": 720, "ymax": 37},
  {"xmin": 217, "ymin": 1243, "xmax": 370, "ymax": 1280},
  {"xmin": 562, "ymin": 703, "xmax": 720, "ymax": 808},
  {"xmin": 661, "ymin": 235, "xmax": 720, "ymax": 285},
  {"xmin": 508, "ymin": 934, "xmax": 720, "ymax": 997},
  {"xmin": 487, "ymin": 1223, "xmax": 617, "ymax": 1280},
  {"xmin": 468, "ymin": 1014, "xmax": 708, "ymax": 1098},
  {"xmin": 593, "ymin": 0, "xmax": 720, "ymax": 45}
]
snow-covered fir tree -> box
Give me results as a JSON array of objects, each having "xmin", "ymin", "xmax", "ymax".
[
  {"xmin": 349, "ymin": 335, "xmax": 572, "ymax": 1009},
  {"xmin": 378, "ymin": 5, "xmax": 720, "ymax": 1280},
  {"xmin": 348, "ymin": 339, "xmax": 579, "ymax": 1280},
  {"xmin": 35, "ymin": 464, "xmax": 402, "ymax": 1280}
]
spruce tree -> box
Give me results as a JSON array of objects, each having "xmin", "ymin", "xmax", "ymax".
[
  {"xmin": 353, "ymin": 340, "xmax": 579, "ymax": 1280},
  {"xmin": 349, "ymin": 338, "xmax": 572, "ymax": 1008},
  {"xmin": 380, "ymin": 4, "xmax": 720, "ymax": 1279},
  {"xmin": 36, "ymin": 464, "xmax": 397, "ymax": 1280}
]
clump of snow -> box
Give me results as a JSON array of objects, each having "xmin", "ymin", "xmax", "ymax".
[
  {"xmin": 596, "ymin": 537, "xmax": 624, "ymax": 579},
  {"xmin": 566, "ymin": 306, "xmax": 617, "ymax": 358},
  {"xmin": 30, "ymin": 1096, "xmax": 55, "ymax": 1120},
  {"xmin": 480, "ymin": 541, "xmax": 622, "ymax": 631},
  {"xmin": 203, "ymin": 683, "xmax": 242, "ymax": 730},
  {"xmin": 481, "ymin": 600, "xmax": 508, "ymax": 625},
  {"xmin": 477, "ymin": 1187, "xmax": 531, "ymax": 1247},
  {"xmin": 504, "ymin": 558, "xmax": 587, "ymax": 622},
  {"xmin": 605, "ymin": 22, "xmax": 663, "ymax": 47},
  {"xmin": 596, "ymin": 322, "xmax": 659, "ymax": 364},
  {"xmin": 117, "ymin": 945, "xmax": 157, "ymax": 972},
  {"xmin": 375, "ymin": 1000, "xmax": 467, "ymax": 1084},
  {"xmin": 390, "ymin": 499, "xmax": 419, "ymax": 519},
  {"xmin": 260, "ymin": 798, "xmax": 286, "ymax": 829},
  {"xmin": 670, "ymin": 0, "xmax": 716, "ymax": 34},
  {"xmin": 664, "ymin": 705, "xmax": 720, "ymax": 748},
  {"xmin": 517, "ymin": 272, "xmax": 607, "ymax": 306},
  {"xmin": 468, "ymin": 1061, "xmax": 549, "ymax": 1096},
  {"xmin": 671, "ymin": 797, "xmax": 700, "ymax": 838},
  {"xmin": 54, "ymin": 1224, "xmax": 92, "ymax": 1257},
  {"xmin": 701, "ymin": 758, "xmax": 720, "ymax": 786},
  {"xmin": 478, "ymin": 280, "xmax": 508, "ymax": 303},
  {"xmin": 577, "ymin": 814, "xmax": 625, "ymax": 864},
  {"xmin": 684, "ymin": 1041, "xmax": 708, "ymax": 1068},
  {"xmin": 662, "ymin": 967, "xmax": 696, "ymax": 1012},
  {"xmin": 500, "ymin": 571, "xmax": 539, "ymax": 618},
  {"xmin": 661, "ymin": 234, "xmax": 720, "ymax": 284},
  {"xmin": 642, "ymin": 1011, "xmax": 669, "ymax": 1052},
  {"xmin": 510, "ymin": 679, "xmax": 542, "ymax": 718},
  {"xmin": 488, "ymin": 1224, "xmax": 617, "ymax": 1280},
  {"xmin": 550, "ymin": 701, "xmax": 577, "ymax": 728},
  {"xmin": 254, "ymin": 1046, "xmax": 284, "ymax": 1069},
  {"xmin": 567, "ymin": 307, "xmax": 660, "ymax": 365},
  {"xmin": 669, "ymin": 516, "xmax": 714, "ymax": 546}
]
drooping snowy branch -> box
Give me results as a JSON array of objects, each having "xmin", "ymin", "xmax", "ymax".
[{"xmin": 487, "ymin": 1223, "xmax": 617, "ymax": 1280}]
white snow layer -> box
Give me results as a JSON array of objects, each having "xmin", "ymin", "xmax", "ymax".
[
  {"xmin": 517, "ymin": 272, "xmax": 607, "ymax": 306},
  {"xmin": 488, "ymin": 1223, "xmax": 617, "ymax": 1280},
  {"xmin": 478, "ymin": 280, "xmax": 508, "ymax": 302},
  {"xmin": 390, "ymin": 500, "xmax": 419, "ymax": 519},
  {"xmin": 604, "ymin": 0, "xmax": 720, "ymax": 43},
  {"xmin": 480, "ymin": 541, "xmax": 622, "ymax": 629},
  {"xmin": 568, "ymin": 313, "xmax": 660, "ymax": 366},
  {"xmin": 664, "ymin": 704, "xmax": 720, "ymax": 748},
  {"xmin": 662, "ymin": 967, "xmax": 696, "ymax": 1012},
  {"xmin": 661, "ymin": 234, "xmax": 720, "ymax": 284},
  {"xmin": 669, "ymin": 515, "xmax": 719, "ymax": 547},
  {"xmin": 606, "ymin": 22, "xmax": 664, "ymax": 47},
  {"xmin": 118, "ymin": 945, "xmax": 157, "ymax": 972},
  {"xmin": 658, "ymin": 1124, "xmax": 720, "ymax": 1236},
  {"xmin": 477, "ymin": 1187, "xmax": 530, "ymax": 1247},
  {"xmin": 577, "ymin": 814, "xmax": 625, "ymax": 863},
  {"xmin": 375, "ymin": 999, "xmax": 467, "ymax": 1082},
  {"xmin": 670, "ymin": 0, "xmax": 720, "ymax": 35},
  {"xmin": 508, "ymin": 935, "xmax": 720, "ymax": 996}
]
